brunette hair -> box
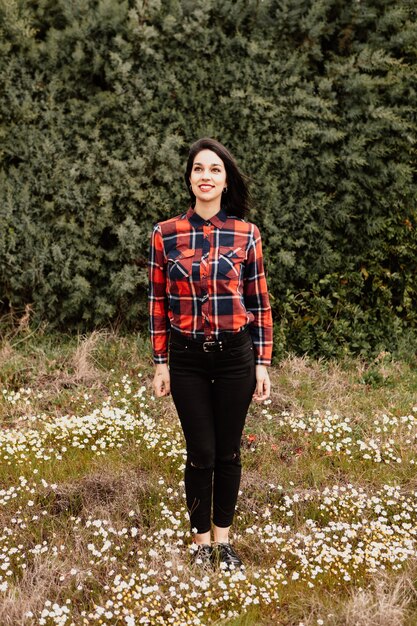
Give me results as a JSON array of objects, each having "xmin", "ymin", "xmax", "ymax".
[{"xmin": 184, "ymin": 137, "xmax": 250, "ymax": 218}]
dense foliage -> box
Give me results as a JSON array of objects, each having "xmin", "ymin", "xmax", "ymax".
[{"xmin": 1, "ymin": 0, "xmax": 416, "ymax": 359}]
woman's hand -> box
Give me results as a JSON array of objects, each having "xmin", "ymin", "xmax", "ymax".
[
  {"xmin": 152, "ymin": 364, "xmax": 171, "ymax": 397},
  {"xmin": 252, "ymin": 365, "xmax": 271, "ymax": 402}
]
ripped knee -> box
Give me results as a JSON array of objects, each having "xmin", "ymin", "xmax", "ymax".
[
  {"xmin": 217, "ymin": 449, "xmax": 241, "ymax": 466},
  {"xmin": 186, "ymin": 453, "xmax": 214, "ymax": 470}
]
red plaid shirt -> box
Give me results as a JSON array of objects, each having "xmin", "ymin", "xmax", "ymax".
[{"xmin": 148, "ymin": 206, "xmax": 273, "ymax": 365}]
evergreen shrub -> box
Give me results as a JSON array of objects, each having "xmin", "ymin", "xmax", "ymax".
[{"xmin": 1, "ymin": 0, "xmax": 416, "ymax": 359}]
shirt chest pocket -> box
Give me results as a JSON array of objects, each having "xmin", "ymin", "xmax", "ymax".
[
  {"xmin": 217, "ymin": 246, "xmax": 246, "ymax": 279},
  {"xmin": 167, "ymin": 248, "xmax": 195, "ymax": 281}
]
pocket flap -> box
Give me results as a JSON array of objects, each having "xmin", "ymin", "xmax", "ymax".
[
  {"xmin": 219, "ymin": 246, "xmax": 245, "ymax": 261},
  {"xmin": 178, "ymin": 248, "xmax": 195, "ymax": 259}
]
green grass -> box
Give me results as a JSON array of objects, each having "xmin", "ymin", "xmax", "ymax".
[{"xmin": 1, "ymin": 326, "xmax": 417, "ymax": 625}]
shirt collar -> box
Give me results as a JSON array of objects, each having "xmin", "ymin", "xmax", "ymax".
[{"xmin": 186, "ymin": 206, "xmax": 228, "ymax": 230}]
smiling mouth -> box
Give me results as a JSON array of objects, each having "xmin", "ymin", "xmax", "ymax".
[{"xmin": 199, "ymin": 185, "xmax": 214, "ymax": 190}]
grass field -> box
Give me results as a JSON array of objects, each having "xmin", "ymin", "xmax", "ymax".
[{"xmin": 1, "ymin": 322, "xmax": 417, "ymax": 625}]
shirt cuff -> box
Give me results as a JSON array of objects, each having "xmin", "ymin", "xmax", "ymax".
[
  {"xmin": 255, "ymin": 356, "xmax": 271, "ymax": 366},
  {"xmin": 153, "ymin": 354, "xmax": 168, "ymax": 364}
]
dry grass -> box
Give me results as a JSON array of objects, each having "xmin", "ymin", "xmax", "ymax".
[
  {"xmin": 1, "ymin": 329, "xmax": 417, "ymax": 625},
  {"xmin": 0, "ymin": 554, "xmax": 75, "ymax": 626},
  {"xmin": 342, "ymin": 576, "xmax": 411, "ymax": 626},
  {"xmin": 69, "ymin": 330, "xmax": 104, "ymax": 383},
  {"xmin": 270, "ymin": 352, "xmax": 416, "ymax": 418},
  {"xmin": 0, "ymin": 465, "xmax": 165, "ymax": 625},
  {"xmin": 38, "ymin": 465, "xmax": 157, "ymax": 523},
  {"xmin": 275, "ymin": 566, "xmax": 417, "ymax": 626},
  {"xmin": 338, "ymin": 564, "xmax": 417, "ymax": 626},
  {"xmin": 0, "ymin": 330, "xmax": 113, "ymax": 426},
  {"xmin": 0, "ymin": 341, "xmax": 14, "ymax": 368}
]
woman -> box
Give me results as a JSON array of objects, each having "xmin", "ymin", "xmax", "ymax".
[{"xmin": 148, "ymin": 137, "xmax": 273, "ymax": 570}]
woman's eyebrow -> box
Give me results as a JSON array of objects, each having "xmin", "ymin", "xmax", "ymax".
[{"xmin": 193, "ymin": 162, "xmax": 223, "ymax": 167}]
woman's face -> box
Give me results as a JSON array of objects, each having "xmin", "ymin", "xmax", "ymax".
[{"xmin": 189, "ymin": 149, "xmax": 227, "ymax": 206}]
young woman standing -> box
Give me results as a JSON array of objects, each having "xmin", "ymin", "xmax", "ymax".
[{"xmin": 148, "ymin": 137, "xmax": 273, "ymax": 570}]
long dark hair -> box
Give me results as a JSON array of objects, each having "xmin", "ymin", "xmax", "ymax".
[{"xmin": 184, "ymin": 137, "xmax": 250, "ymax": 218}]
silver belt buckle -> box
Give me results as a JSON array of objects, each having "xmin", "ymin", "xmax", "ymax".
[{"xmin": 203, "ymin": 340, "xmax": 222, "ymax": 352}]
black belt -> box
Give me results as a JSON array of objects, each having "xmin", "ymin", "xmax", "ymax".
[{"xmin": 169, "ymin": 326, "xmax": 250, "ymax": 353}]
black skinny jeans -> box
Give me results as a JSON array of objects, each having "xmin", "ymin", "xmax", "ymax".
[{"xmin": 169, "ymin": 327, "xmax": 256, "ymax": 534}]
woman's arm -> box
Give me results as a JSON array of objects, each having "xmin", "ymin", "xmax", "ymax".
[
  {"xmin": 243, "ymin": 224, "xmax": 273, "ymax": 366},
  {"xmin": 243, "ymin": 224, "xmax": 273, "ymax": 402},
  {"xmin": 148, "ymin": 224, "xmax": 171, "ymax": 397},
  {"xmin": 148, "ymin": 224, "xmax": 170, "ymax": 364}
]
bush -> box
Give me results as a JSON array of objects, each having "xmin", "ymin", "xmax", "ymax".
[{"xmin": 1, "ymin": 0, "xmax": 416, "ymax": 359}]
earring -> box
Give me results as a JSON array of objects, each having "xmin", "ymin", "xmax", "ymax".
[{"xmin": 222, "ymin": 187, "xmax": 228, "ymax": 194}]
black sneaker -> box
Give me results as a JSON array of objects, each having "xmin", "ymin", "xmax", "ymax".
[
  {"xmin": 190, "ymin": 544, "xmax": 214, "ymax": 570},
  {"xmin": 212, "ymin": 542, "xmax": 244, "ymax": 570}
]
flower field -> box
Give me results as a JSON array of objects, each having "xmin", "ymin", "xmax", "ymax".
[{"xmin": 1, "ymin": 330, "xmax": 417, "ymax": 625}]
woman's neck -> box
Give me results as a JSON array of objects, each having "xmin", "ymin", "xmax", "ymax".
[{"xmin": 193, "ymin": 200, "xmax": 222, "ymax": 221}]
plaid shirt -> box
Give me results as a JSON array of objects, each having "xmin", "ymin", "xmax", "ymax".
[{"xmin": 148, "ymin": 206, "xmax": 273, "ymax": 365}]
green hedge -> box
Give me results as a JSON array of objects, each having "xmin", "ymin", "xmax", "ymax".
[{"xmin": 1, "ymin": 0, "xmax": 416, "ymax": 359}]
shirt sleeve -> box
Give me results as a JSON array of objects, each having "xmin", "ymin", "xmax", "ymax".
[
  {"xmin": 243, "ymin": 224, "xmax": 273, "ymax": 365},
  {"xmin": 148, "ymin": 224, "xmax": 169, "ymax": 364}
]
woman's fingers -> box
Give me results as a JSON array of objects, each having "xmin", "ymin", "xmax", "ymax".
[
  {"xmin": 253, "ymin": 366, "xmax": 271, "ymax": 402},
  {"xmin": 153, "ymin": 368, "xmax": 171, "ymax": 397},
  {"xmin": 256, "ymin": 378, "xmax": 265, "ymax": 398}
]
